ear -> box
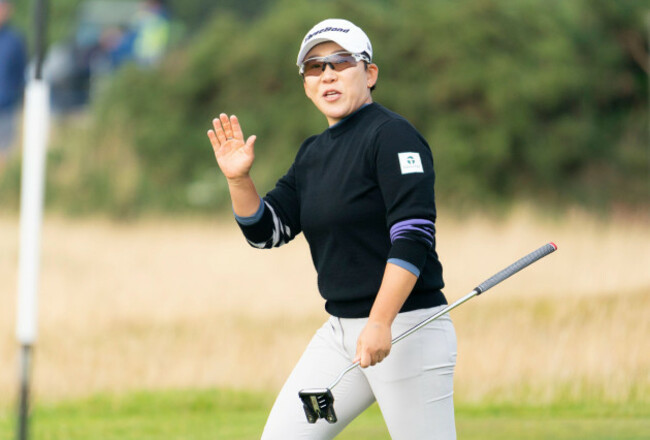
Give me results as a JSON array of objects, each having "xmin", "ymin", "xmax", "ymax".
[{"xmin": 366, "ymin": 63, "xmax": 379, "ymax": 89}]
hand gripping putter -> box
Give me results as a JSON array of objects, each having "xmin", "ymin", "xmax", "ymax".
[{"xmin": 299, "ymin": 242, "xmax": 558, "ymax": 424}]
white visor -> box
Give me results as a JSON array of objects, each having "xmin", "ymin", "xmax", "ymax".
[{"xmin": 297, "ymin": 18, "xmax": 373, "ymax": 66}]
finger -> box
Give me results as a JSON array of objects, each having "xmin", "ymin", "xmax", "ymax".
[
  {"xmin": 231, "ymin": 115, "xmax": 244, "ymax": 140},
  {"xmin": 220, "ymin": 113, "xmax": 234, "ymax": 139},
  {"xmin": 207, "ymin": 130, "xmax": 222, "ymax": 158},
  {"xmin": 207, "ymin": 130, "xmax": 219, "ymax": 150},
  {"xmin": 212, "ymin": 118, "xmax": 227, "ymax": 143}
]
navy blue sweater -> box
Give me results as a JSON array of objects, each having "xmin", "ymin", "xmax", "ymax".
[{"xmin": 237, "ymin": 103, "xmax": 446, "ymax": 318}]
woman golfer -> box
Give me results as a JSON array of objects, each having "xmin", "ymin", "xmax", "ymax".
[{"xmin": 208, "ymin": 18, "xmax": 457, "ymax": 440}]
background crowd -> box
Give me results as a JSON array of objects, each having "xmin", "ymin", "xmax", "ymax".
[
  {"xmin": 0, "ymin": 0, "xmax": 26, "ymax": 165},
  {"xmin": 0, "ymin": 0, "xmax": 171, "ymax": 164}
]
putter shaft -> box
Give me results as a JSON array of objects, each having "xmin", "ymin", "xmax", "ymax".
[
  {"xmin": 327, "ymin": 290, "xmax": 477, "ymax": 390},
  {"xmin": 327, "ymin": 242, "xmax": 558, "ymax": 390}
]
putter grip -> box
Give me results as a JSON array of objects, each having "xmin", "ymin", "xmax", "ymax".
[{"xmin": 474, "ymin": 242, "xmax": 557, "ymax": 295}]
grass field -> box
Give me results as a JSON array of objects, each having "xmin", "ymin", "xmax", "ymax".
[
  {"xmin": 0, "ymin": 389, "xmax": 648, "ymax": 439},
  {"xmin": 0, "ymin": 208, "xmax": 648, "ymax": 437}
]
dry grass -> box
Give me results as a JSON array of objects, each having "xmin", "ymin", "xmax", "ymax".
[{"xmin": 0, "ymin": 208, "xmax": 648, "ymax": 405}]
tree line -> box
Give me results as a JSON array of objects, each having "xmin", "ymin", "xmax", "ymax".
[{"xmin": 3, "ymin": 0, "xmax": 647, "ymax": 217}]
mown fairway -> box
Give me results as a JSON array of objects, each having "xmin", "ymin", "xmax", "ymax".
[{"xmin": 0, "ymin": 389, "xmax": 648, "ymax": 439}]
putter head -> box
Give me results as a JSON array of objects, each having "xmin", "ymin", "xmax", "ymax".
[{"xmin": 298, "ymin": 388, "xmax": 337, "ymax": 424}]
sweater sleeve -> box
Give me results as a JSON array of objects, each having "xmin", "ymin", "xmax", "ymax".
[
  {"xmin": 235, "ymin": 163, "xmax": 302, "ymax": 249},
  {"xmin": 374, "ymin": 118, "xmax": 437, "ymax": 274}
]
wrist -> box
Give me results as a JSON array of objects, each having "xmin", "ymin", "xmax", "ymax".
[
  {"xmin": 367, "ymin": 316, "xmax": 393, "ymax": 328},
  {"xmin": 226, "ymin": 175, "xmax": 252, "ymax": 187}
]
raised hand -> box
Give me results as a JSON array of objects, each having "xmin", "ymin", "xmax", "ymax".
[{"xmin": 207, "ymin": 113, "xmax": 257, "ymax": 181}]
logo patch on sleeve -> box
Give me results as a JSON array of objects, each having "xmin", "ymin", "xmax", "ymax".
[{"xmin": 398, "ymin": 152, "xmax": 424, "ymax": 174}]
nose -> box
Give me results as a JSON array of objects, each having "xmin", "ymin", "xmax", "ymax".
[{"xmin": 321, "ymin": 63, "xmax": 337, "ymax": 81}]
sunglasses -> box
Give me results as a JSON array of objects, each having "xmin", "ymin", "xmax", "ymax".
[{"xmin": 299, "ymin": 52, "xmax": 370, "ymax": 77}]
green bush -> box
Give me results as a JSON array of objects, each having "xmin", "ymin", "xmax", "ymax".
[{"xmin": 5, "ymin": 0, "xmax": 648, "ymax": 217}]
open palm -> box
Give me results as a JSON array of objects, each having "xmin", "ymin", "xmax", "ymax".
[{"xmin": 207, "ymin": 114, "xmax": 257, "ymax": 180}]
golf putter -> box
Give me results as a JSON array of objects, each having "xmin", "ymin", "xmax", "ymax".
[{"xmin": 299, "ymin": 242, "xmax": 558, "ymax": 423}]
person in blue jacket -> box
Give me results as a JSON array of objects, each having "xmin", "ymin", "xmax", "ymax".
[
  {"xmin": 207, "ymin": 18, "xmax": 458, "ymax": 440},
  {"xmin": 0, "ymin": 0, "xmax": 26, "ymax": 162}
]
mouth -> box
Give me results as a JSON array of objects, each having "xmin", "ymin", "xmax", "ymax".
[{"xmin": 322, "ymin": 90, "xmax": 341, "ymax": 101}]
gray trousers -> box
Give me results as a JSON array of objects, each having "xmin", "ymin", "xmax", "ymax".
[{"xmin": 261, "ymin": 305, "xmax": 457, "ymax": 439}]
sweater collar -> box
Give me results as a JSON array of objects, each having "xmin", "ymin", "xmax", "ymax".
[{"xmin": 327, "ymin": 102, "xmax": 376, "ymax": 138}]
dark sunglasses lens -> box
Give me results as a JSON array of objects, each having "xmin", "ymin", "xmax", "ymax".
[
  {"xmin": 302, "ymin": 55, "xmax": 359, "ymax": 76},
  {"xmin": 303, "ymin": 61, "xmax": 324, "ymax": 77},
  {"xmin": 331, "ymin": 56, "xmax": 357, "ymax": 71}
]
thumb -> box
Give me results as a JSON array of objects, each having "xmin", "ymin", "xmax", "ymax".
[
  {"xmin": 355, "ymin": 343, "xmax": 370, "ymax": 368},
  {"xmin": 354, "ymin": 338, "xmax": 363, "ymax": 364},
  {"xmin": 359, "ymin": 350, "xmax": 371, "ymax": 368},
  {"xmin": 245, "ymin": 135, "xmax": 257, "ymax": 154}
]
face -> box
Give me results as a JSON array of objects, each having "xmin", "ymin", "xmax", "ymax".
[
  {"xmin": 0, "ymin": 3, "xmax": 11, "ymax": 25},
  {"xmin": 302, "ymin": 42, "xmax": 378, "ymax": 126}
]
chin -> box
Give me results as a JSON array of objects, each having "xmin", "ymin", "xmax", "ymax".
[
  {"xmin": 323, "ymin": 105, "xmax": 349, "ymax": 119},
  {"xmin": 327, "ymin": 111, "xmax": 346, "ymax": 120}
]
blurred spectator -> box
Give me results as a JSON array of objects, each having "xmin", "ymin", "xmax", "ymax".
[
  {"xmin": 110, "ymin": 0, "xmax": 170, "ymax": 67},
  {"xmin": 0, "ymin": 0, "xmax": 26, "ymax": 162},
  {"xmin": 44, "ymin": 41, "xmax": 92, "ymax": 114},
  {"xmin": 41, "ymin": 0, "xmax": 172, "ymax": 114},
  {"xmin": 133, "ymin": 0, "xmax": 170, "ymax": 66}
]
